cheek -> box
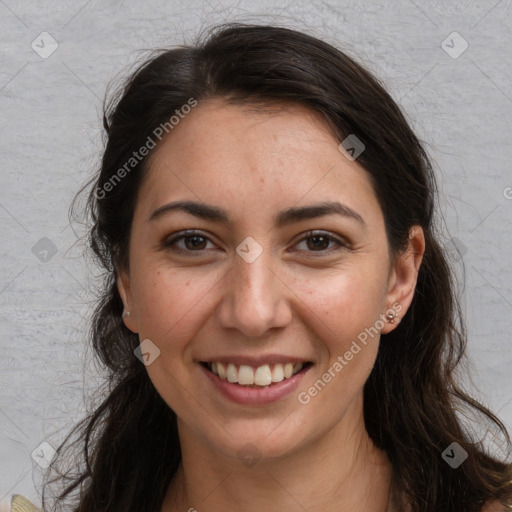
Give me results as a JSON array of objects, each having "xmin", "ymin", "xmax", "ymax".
[
  {"xmin": 295, "ymin": 261, "xmax": 388, "ymax": 341},
  {"xmin": 292, "ymin": 270, "xmax": 385, "ymax": 425},
  {"xmin": 292, "ymin": 263, "xmax": 387, "ymax": 386},
  {"xmin": 134, "ymin": 265, "xmax": 224, "ymax": 340},
  {"xmin": 130, "ymin": 265, "xmax": 226, "ymax": 413}
]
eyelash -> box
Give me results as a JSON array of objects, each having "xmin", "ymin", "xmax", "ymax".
[{"xmin": 162, "ymin": 230, "xmax": 348, "ymax": 256}]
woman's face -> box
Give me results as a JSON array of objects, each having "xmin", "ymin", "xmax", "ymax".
[{"xmin": 119, "ymin": 98, "xmax": 422, "ymax": 461}]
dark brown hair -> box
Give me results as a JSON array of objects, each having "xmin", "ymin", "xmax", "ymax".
[{"xmin": 43, "ymin": 23, "xmax": 512, "ymax": 512}]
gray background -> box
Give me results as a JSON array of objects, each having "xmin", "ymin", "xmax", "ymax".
[{"xmin": 1, "ymin": 0, "xmax": 511, "ymax": 506}]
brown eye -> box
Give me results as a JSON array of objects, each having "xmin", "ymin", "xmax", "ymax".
[
  {"xmin": 183, "ymin": 235, "xmax": 208, "ymax": 250},
  {"xmin": 294, "ymin": 231, "xmax": 347, "ymax": 255},
  {"xmin": 163, "ymin": 231, "xmax": 216, "ymax": 254},
  {"xmin": 306, "ymin": 235, "xmax": 331, "ymax": 251}
]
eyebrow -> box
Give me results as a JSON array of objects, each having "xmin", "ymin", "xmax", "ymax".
[{"xmin": 149, "ymin": 200, "xmax": 366, "ymax": 228}]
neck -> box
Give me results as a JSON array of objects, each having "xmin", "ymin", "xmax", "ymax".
[{"xmin": 162, "ymin": 396, "xmax": 393, "ymax": 512}]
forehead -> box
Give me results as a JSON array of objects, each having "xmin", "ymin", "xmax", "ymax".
[{"xmin": 136, "ymin": 98, "xmax": 380, "ymax": 225}]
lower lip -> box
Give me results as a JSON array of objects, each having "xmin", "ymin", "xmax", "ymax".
[{"xmin": 200, "ymin": 363, "xmax": 312, "ymax": 405}]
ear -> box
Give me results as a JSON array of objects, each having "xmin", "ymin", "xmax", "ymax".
[
  {"xmin": 117, "ymin": 266, "xmax": 139, "ymax": 334},
  {"xmin": 380, "ymin": 225, "xmax": 425, "ymax": 335}
]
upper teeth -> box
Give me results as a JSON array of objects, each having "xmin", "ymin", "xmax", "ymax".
[{"xmin": 210, "ymin": 362, "xmax": 304, "ymax": 386}]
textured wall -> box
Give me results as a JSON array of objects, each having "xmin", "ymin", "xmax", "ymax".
[{"xmin": 1, "ymin": 0, "xmax": 511, "ymax": 506}]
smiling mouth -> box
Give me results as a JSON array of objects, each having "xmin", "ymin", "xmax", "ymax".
[{"xmin": 200, "ymin": 361, "xmax": 313, "ymax": 387}]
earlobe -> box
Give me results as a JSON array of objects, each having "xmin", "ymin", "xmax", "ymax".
[
  {"xmin": 116, "ymin": 268, "xmax": 139, "ymax": 333},
  {"xmin": 381, "ymin": 226, "xmax": 425, "ymax": 335}
]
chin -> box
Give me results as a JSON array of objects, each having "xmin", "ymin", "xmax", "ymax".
[{"xmin": 203, "ymin": 420, "xmax": 310, "ymax": 465}]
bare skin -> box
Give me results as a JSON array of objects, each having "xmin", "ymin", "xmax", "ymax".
[{"xmin": 118, "ymin": 98, "xmax": 426, "ymax": 511}]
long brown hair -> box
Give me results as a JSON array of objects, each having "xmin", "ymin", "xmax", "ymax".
[{"xmin": 43, "ymin": 23, "xmax": 512, "ymax": 511}]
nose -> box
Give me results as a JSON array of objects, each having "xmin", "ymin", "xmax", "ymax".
[{"xmin": 216, "ymin": 248, "xmax": 293, "ymax": 338}]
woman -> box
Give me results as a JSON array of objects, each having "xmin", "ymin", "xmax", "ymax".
[{"xmin": 36, "ymin": 23, "xmax": 511, "ymax": 511}]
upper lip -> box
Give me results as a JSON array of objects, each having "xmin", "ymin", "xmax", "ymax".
[{"xmin": 198, "ymin": 354, "xmax": 313, "ymax": 366}]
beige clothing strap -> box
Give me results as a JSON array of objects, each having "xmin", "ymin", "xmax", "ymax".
[{"xmin": 10, "ymin": 495, "xmax": 38, "ymax": 512}]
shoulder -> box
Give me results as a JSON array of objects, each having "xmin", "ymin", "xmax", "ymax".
[{"xmin": 481, "ymin": 500, "xmax": 506, "ymax": 512}]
